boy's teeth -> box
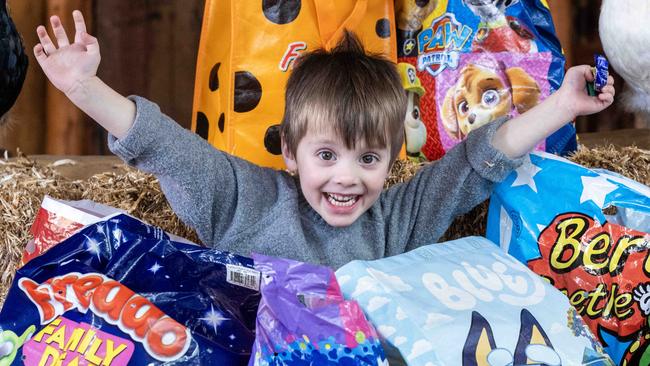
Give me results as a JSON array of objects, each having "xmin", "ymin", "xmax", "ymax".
[
  {"xmin": 331, "ymin": 193, "xmax": 353, "ymax": 201},
  {"xmin": 327, "ymin": 193, "xmax": 357, "ymax": 207}
]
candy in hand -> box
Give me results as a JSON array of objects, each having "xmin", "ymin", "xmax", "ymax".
[{"xmin": 587, "ymin": 54, "xmax": 609, "ymax": 96}]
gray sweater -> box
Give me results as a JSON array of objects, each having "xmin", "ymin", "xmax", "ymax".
[{"xmin": 108, "ymin": 96, "xmax": 522, "ymax": 268}]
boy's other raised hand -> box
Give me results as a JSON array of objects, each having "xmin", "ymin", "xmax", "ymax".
[
  {"xmin": 34, "ymin": 10, "xmax": 100, "ymax": 96},
  {"xmin": 557, "ymin": 65, "xmax": 615, "ymax": 120},
  {"xmin": 491, "ymin": 64, "xmax": 615, "ymax": 159}
]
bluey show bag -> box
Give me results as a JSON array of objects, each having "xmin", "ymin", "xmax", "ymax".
[
  {"xmin": 395, "ymin": 0, "xmax": 573, "ymax": 161},
  {"xmin": 336, "ymin": 236, "xmax": 613, "ymax": 365},
  {"xmin": 191, "ymin": 0, "xmax": 397, "ymax": 169},
  {"xmin": 486, "ymin": 151, "xmax": 650, "ymax": 365},
  {"xmin": 0, "ymin": 214, "xmax": 260, "ymax": 365}
]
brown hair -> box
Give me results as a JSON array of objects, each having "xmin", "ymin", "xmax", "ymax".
[{"xmin": 281, "ymin": 31, "xmax": 407, "ymax": 163}]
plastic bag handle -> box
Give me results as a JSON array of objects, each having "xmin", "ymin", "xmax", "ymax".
[{"xmin": 314, "ymin": 0, "xmax": 368, "ymax": 50}]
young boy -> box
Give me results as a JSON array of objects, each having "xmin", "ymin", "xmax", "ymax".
[{"xmin": 34, "ymin": 11, "xmax": 615, "ymax": 269}]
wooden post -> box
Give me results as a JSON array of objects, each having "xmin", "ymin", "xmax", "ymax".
[
  {"xmin": 170, "ymin": 0, "xmax": 204, "ymax": 129},
  {"xmin": 548, "ymin": 0, "xmax": 574, "ymax": 67},
  {"xmin": 95, "ymin": 0, "xmax": 203, "ymax": 131},
  {"xmin": 44, "ymin": 0, "xmax": 94, "ymax": 155},
  {"xmin": 0, "ymin": 0, "xmax": 47, "ymax": 155}
]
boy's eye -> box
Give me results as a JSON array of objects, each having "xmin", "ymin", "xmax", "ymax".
[
  {"xmin": 360, "ymin": 154, "xmax": 379, "ymax": 164},
  {"xmin": 318, "ymin": 151, "xmax": 335, "ymax": 161}
]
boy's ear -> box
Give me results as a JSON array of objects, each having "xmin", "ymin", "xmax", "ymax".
[{"xmin": 281, "ymin": 138, "xmax": 298, "ymax": 172}]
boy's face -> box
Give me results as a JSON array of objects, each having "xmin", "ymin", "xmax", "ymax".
[{"xmin": 282, "ymin": 127, "xmax": 392, "ymax": 227}]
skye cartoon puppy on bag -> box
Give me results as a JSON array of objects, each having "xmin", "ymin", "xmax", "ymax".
[{"xmin": 441, "ymin": 62, "xmax": 540, "ymax": 140}]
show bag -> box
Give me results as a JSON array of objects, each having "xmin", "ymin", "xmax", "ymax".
[{"xmin": 192, "ymin": 0, "xmax": 397, "ymax": 169}]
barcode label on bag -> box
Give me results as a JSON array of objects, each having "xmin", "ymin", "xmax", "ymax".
[{"xmin": 226, "ymin": 264, "xmax": 261, "ymax": 291}]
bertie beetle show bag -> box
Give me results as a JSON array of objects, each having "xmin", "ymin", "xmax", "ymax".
[{"xmin": 487, "ymin": 151, "xmax": 650, "ymax": 365}]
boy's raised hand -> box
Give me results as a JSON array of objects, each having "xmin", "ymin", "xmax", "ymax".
[
  {"xmin": 557, "ymin": 65, "xmax": 615, "ymax": 120},
  {"xmin": 492, "ymin": 64, "xmax": 615, "ymax": 159},
  {"xmin": 34, "ymin": 10, "xmax": 100, "ymax": 96}
]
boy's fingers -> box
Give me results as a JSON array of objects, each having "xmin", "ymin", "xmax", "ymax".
[
  {"xmin": 598, "ymin": 92, "xmax": 614, "ymax": 105},
  {"xmin": 582, "ymin": 65, "xmax": 595, "ymax": 82},
  {"xmin": 72, "ymin": 10, "xmax": 87, "ymax": 43},
  {"xmin": 36, "ymin": 25, "xmax": 57, "ymax": 55},
  {"xmin": 50, "ymin": 15, "xmax": 70, "ymax": 47},
  {"xmin": 601, "ymin": 85, "xmax": 615, "ymax": 97},
  {"xmin": 606, "ymin": 75, "xmax": 614, "ymax": 86},
  {"xmin": 33, "ymin": 43, "xmax": 47, "ymax": 62},
  {"xmin": 82, "ymin": 32, "xmax": 100, "ymax": 55}
]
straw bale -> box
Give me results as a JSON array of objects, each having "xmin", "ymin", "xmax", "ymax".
[
  {"xmin": 384, "ymin": 159, "xmax": 427, "ymax": 188},
  {"xmin": 0, "ymin": 153, "xmax": 198, "ymax": 306},
  {"xmin": 0, "ymin": 145, "xmax": 648, "ymax": 307},
  {"xmin": 569, "ymin": 145, "xmax": 650, "ymax": 186},
  {"xmin": 386, "ymin": 145, "xmax": 650, "ymax": 242},
  {"xmin": 81, "ymin": 170, "xmax": 199, "ymax": 242}
]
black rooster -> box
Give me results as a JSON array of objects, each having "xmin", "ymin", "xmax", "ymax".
[{"xmin": 0, "ymin": 1, "xmax": 27, "ymax": 123}]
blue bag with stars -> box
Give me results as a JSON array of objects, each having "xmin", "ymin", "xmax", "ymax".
[
  {"xmin": 0, "ymin": 214, "xmax": 260, "ymax": 365},
  {"xmin": 486, "ymin": 151, "xmax": 650, "ymax": 365}
]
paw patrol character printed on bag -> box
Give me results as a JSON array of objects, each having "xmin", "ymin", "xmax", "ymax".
[
  {"xmin": 396, "ymin": 0, "xmax": 571, "ymax": 161},
  {"xmin": 437, "ymin": 53, "xmax": 547, "ymax": 151},
  {"xmin": 398, "ymin": 62, "xmax": 428, "ymax": 161},
  {"xmin": 336, "ymin": 237, "xmax": 613, "ymax": 366},
  {"xmin": 192, "ymin": 0, "xmax": 397, "ymax": 169},
  {"xmin": 464, "ymin": 0, "xmax": 537, "ymax": 53},
  {"xmin": 486, "ymin": 151, "xmax": 650, "ymax": 365}
]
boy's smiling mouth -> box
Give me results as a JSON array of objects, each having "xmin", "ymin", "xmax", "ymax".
[{"xmin": 324, "ymin": 193, "xmax": 359, "ymax": 207}]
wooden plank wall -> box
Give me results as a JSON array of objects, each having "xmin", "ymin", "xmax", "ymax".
[
  {"xmin": 0, "ymin": 0, "xmax": 204, "ymax": 156},
  {"xmin": 94, "ymin": 0, "xmax": 204, "ymax": 154},
  {"xmin": 0, "ymin": 0, "xmax": 642, "ymax": 156},
  {"xmin": 45, "ymin": 0, "xmax": 94, "ymax": 155},
  {"xmin": 566, "ymin": 0, "xmax": 644, "ymax": 132},
  {"xmin": 0, "ymin": 0, "xmax": 46, "ymax": 155},
  {"xmin": 547, "ymin": 0, "xmax": 572, "ymax": 66}
]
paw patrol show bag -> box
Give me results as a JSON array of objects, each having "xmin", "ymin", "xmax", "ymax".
[
  {"xmin": 486, "ymin": 151, "xmax": 650, "ymax": 365},
  {"xmin": 192, "ymin": 0, "xmax": 397, "ymax": 169},
  {"xmin": 336, "ymin": 236, "xmax": 613, "ymax": 366},
  {"xmin": 396, "ymin": 0, "xmax": 572, "ymax": 161}
]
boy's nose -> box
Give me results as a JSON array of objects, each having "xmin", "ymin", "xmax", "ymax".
[
  {"xmin": 333, "ymin": 174, "xmax": 359, "ymax": 187},
  {"xmin": 333, "ymin": 163, "xmax": 361, "ymax": 187}
]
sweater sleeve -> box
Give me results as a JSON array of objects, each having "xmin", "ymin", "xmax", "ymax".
[
  {"xmin": 380, "ymin": 117, "xmax": 523, "ymax": 255},
  {"xmin": 107, "ymin": 96, "xmax": 288, "ymax": 246}
]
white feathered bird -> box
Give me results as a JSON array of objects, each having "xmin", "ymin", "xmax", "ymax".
[{"xmin": 599, "ymin": 0, "xmax": 650, "ymax": 124}]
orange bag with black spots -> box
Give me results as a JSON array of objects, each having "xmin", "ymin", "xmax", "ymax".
[{"xmin": 191, "ymin": 0, "xmax": 397, "ymax": 169}]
